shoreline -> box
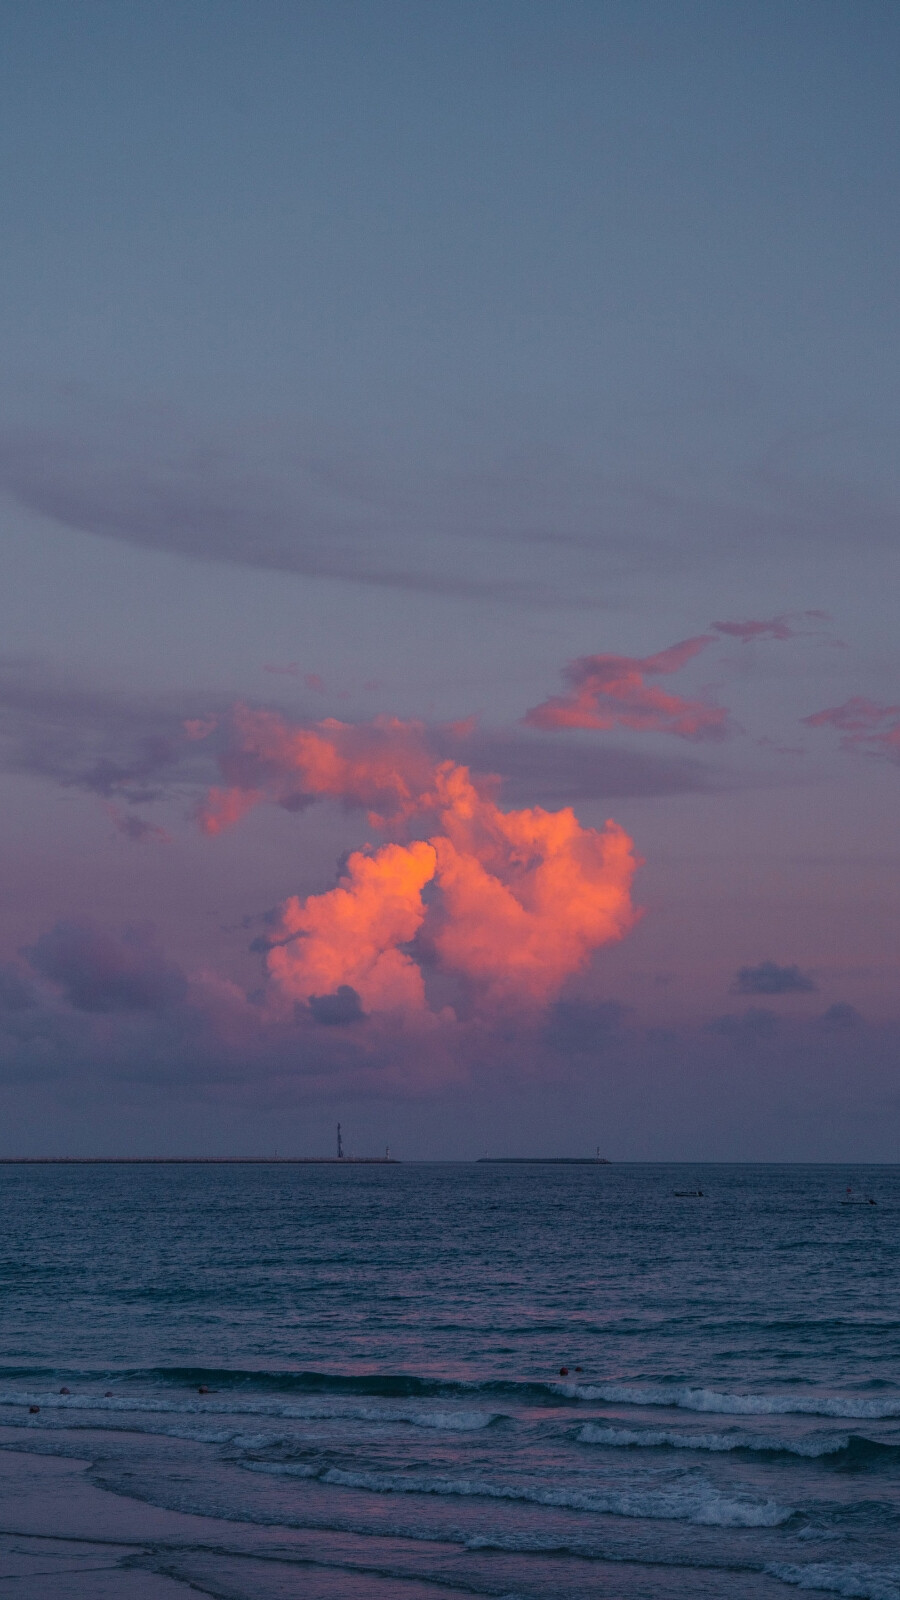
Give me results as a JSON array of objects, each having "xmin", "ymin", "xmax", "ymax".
[{"xmin": 0, "ymin": 1437, "xmax": 478, "ymax": 1598}]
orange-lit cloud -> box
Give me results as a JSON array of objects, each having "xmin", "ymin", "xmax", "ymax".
[
  {"xmin": 803, "ymin": 697, "xmax": 900, "ymax": 760},
  {"xmin": 195, "ymin": 706, "xmax": 439, "ymax": 833},
  {"xmin": 267, "ymin": 840, "xmax": 437, "ymax": 1013},
  {"xmin": 264, "ymin": 771, "xmax": 637, "ymax": 1015},
  {"xmin": 196, "ymin": 707, "xmax": 640, "ymax": 1017},
  {"xmin": 428, "ymin": 765, "xmax": 638, "ymax": 1006},
  {"xmin": 200, "ymin": 785, "xmax": 264, "ymax": 834},
  {"xmin": 524, "ymin": 638, "xmax": 727, "ymax": 739}
]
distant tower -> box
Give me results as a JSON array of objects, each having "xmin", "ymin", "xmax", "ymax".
[{"xmin": 337, "ymin": 1122, "xmax": 344, "ymax": 1160}]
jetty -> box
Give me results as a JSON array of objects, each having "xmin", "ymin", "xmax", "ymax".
[
  {"xmin": 0, "ymin": 1157, "xmax": 399, "ymax": 1164},
  {"xmin": 0, "ymin": 1127, "xmax": 400, "ymax": 1165}
]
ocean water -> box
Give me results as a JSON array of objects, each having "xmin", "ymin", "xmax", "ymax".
[{"xmin": 1, "ymin": 1161, "xmax": 899, "ymax": 1599}]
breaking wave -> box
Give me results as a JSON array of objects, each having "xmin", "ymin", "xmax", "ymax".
[
  {"xmin": 565, "ymin": 1382, "xmax": 900, "ymax": 1421},
  {"xmin": 768, "ymin": 1562, "xmax": 900, "ymax": 1600},
  {"xmin": 577, "ymin": 1423, "xmax": 896, "ymax": 1460},
  {"xmin": 243, "ymin": 1460, "xmax": 791, "ymax": 1527}
]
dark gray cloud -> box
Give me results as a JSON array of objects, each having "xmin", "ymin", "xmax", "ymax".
[
  {"xmin": 307, "ymin": 986, "xmax": 366, "ymax": 1026},
  {"xmin": 104, "ymin": 804, "xmax": 170, "ymax": 843},
  {"xmin": 732, "ymin": 961, "xmax": 817, "ymax": 996},
  {"xmin": 0, "ymin": 915, "xmax": 897, "ymax": 1156},
  {"xmin": 0, "ymin": 944, "xmax": 461, "ymax": 1104},
  {"xmin": 443, "ymin": 727, "xmax": 723, "ymax": 803},
  {"xmin": 0, "ymin": 658, "xmax": 222, "ymax": 807},
  {"xmin": 708, "ymin": 1006, "xmax": 779, "ymax": 1041},
  {"xmin": 821, "ymin": 1002, "xmax": 862, "ymax": 1029},
  {"xmin": 25, "ymin": 921, "xmax": 188, "ymax": 1013}
]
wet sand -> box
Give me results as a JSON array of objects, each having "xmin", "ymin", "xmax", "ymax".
[
  {"xmin": 0, "ymin": 1448, "xmax": 195, "ymax": 1597},
  {"xmin": 0, "ymin": 1437, "xmax": 483, "ymax": 1598}
]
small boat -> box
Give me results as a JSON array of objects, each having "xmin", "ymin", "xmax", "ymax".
[
  {"xmin": 841, "ymin": 1187, "xmax": 876, "ymax": 1206},
  {"xmin": 673, "ymin": 1188, "xmax": 704, "ymax": 1198}
]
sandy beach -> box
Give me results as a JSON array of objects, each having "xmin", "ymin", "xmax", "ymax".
[{"xmin": 0, "ymin": 1435, "xmax": 491, "ymax": 1599}]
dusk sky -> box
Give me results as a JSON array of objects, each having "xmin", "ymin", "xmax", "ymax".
[{"xmin": 1, "ymin": 0, "xmax": 899, "ymax": 1158}]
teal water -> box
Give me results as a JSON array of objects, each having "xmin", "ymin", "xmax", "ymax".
[{"xmin": 1, "ymin": 1163, "xmax": 898, "ymax": 1597}]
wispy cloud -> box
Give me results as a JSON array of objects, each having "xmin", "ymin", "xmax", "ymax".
[
  {"xmin": 713, "ymin": 617, "xmax": 796, "ymax": 642},
  {"xmin": 803, "ymin": 698, "xmax": 900, "ymax": 761},
  {"xmin": 0, "ymin": 659, "xmax": 222, "ymax": 807},
  {"xmin": 102, "ymin": 803, "xmax": 170, "ymax": 843},
  {"xmin": 712, "ymin": 610, "xmax": 834, "ymax": 644},
  {"xmin": 444, "ymin": 726, "xmax": 722, "ymax": 803},
  {"xmin": 524, "ymin": 638, "xmax": 728, "ymax": 739},
  {"xmin": 0, "ymin": 424, "xmax": 546, "ymax": 605}
]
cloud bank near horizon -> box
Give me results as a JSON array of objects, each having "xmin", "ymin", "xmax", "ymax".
[{"xmin": 1, "ymin": 918, "xmax": 890, "ymax": 1158}]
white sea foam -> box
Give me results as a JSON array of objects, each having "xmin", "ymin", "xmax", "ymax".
[
  {"xmin": 0, "ymin": 1389, "xmax": 496, "ymax": 1433},
  {"xmin": 578, "ymin": 1423, "xmax": 851, "ymax": 1457},
  {"xmin": 565, "ymin": 1382, "xmax": 900, "ymax": 1420},
  {"xmin": 768, "ymin": 1562, "xmax": 900, "ymax": 1600},
  {"xmin": 243, "ymin": 1460, "xmax": 790, "ymax": 1527}
]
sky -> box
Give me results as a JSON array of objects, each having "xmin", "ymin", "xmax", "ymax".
[{"xmin": 1, "ymin": 0, "xmax": 898, "ymax": 1159}]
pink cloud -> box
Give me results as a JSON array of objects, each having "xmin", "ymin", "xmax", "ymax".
[
  {"xmin": 195, "ymin": 708, "xmax": 439, "ymax": 833},
  {"xmin": 523, "ymin": 637, "xmax": 727, "ymax": 740},
  {"xmin": 803, "ymin": 697, "xmax": 900, "ymax": 760}
]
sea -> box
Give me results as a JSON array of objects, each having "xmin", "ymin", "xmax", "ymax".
[{"xmin": 0, "ymin": 1161, "xmax": 898, "ymax": 1599}]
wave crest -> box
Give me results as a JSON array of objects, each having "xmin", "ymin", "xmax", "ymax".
[
  {"xmin": 578, "ymin": 1423, "xmax": 855, "ymax": 1457},
  {"xmin": 768, "ymin": 1561, "xmax": 900, "ymax": 1600},
  {"xmin": 243, "ymin": 1460, "xmax": 791, "ymax": 1528},
  {"xmin": 566, "ymin": 1383, "xmax": 900, "ymax": 1421}
]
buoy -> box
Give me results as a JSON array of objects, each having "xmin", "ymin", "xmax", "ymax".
[
  {"xmin": 559, "ymin": 1367, "xmax": 569, "ymax": 1376},
  {"xmin": 59, "ymin": 1386, "xmax": 71, "ymax": 1395},
  {"xmin": 28, "ymin": 1405, "xmax": 39, "ymax": 1414},
  {"xmin": 198, "ymin": 1385, "xmax": 210, "ymax": 1394},
  {"xmin": 104, "ymin": 1391, "xmax": 113, "ymax": 1398},
  {"xmin": 575, "ymin": 1366, "xmax": 583, "ymax": 1373}
]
